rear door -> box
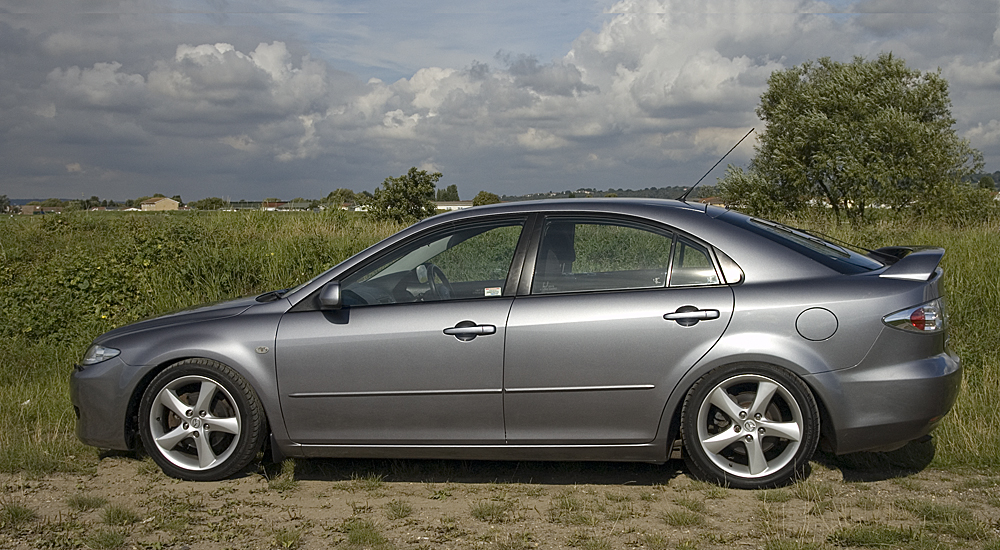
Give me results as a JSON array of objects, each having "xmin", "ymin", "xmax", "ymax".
[{"xmin": 503, "ymin": 215, "xmax": 734, "ymax": 444}]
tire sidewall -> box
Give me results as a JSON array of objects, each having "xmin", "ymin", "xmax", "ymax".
[
  {"xmin": 681, "ymin": 363, "xmax": 820, "ymax": 489},
  {"xmin": 139, "ymin": 359, "xmax": 264, "ymax": 481}
]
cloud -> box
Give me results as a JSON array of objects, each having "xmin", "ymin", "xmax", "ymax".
[{"xmin": 1, "ymin": 0, "xmax": 999, "ymax": 201}]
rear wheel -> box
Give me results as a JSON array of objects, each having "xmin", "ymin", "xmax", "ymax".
[
  {"xmin": 139, "ymin": 359, "xmax": 265, "ymax": 481},
  {"xmin": 681, "ymin": 364, "xmax": 819, "ymax": 489}
]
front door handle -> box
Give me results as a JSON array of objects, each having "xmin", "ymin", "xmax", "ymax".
[
  {"xmin": 444, "ymin": 321, "xmax": 496, "ymax": 341},
  {"xmin": 664, "ymin": 306, "xmax": 720, "ymax": 327}
]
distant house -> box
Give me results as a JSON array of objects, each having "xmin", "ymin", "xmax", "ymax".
[
  {"xmin": 140, "ymin": 197, "xmax": 180, "ymax": 211},
  {"xmin": 277, "ymin": 200, "xmax": 313, "ymax": 211},
  {"xmin": 20, "ymin": 205, "xmax": 63, "ymax": 215},
  {"xmin": 697, "ymin": 197, "xmax": 727, "ymax": 207},
  {"xmin": 434, "ymin": 201, "xmax": 475, "ymax": 211}
]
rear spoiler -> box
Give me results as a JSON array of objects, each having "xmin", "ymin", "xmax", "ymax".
[{"xmin": 873, "ymin": 247, "xmax": 945, "ymax": 281}]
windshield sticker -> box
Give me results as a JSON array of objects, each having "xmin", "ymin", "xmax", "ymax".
[{"xmin": 485, "ymin": 287, "xmax": 502, "ymax": 297}]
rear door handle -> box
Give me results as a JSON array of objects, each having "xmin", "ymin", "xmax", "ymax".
[
  {"xmin": 444, "ymin": 321, "xmax": 496, "ymax": 341},
  {"xmin": 664, "ymin": 307, "xmax": 720, "ymax": 327}
]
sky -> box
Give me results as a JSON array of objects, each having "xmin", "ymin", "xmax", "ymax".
[{"xmin": 2, "ymin": 0, "xmax": 999, "ymax": 202}]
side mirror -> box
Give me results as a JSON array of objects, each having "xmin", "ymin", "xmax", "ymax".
[{"xmin": 319, "ymin": 281, "xmax": 342, "ymax": 310}]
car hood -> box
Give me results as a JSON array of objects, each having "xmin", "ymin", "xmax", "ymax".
[{"xmin": 96, "ymin": 295, "xmax": 260, "ymax": 341}]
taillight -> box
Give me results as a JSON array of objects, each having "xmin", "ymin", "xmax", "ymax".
[{"xmin": 883, "ymin": 299, "xmax": 945, "ymax": 333}]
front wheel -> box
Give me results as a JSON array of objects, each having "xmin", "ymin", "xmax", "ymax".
[
  {"xmin": 680, "ymin": 364, "xmax": 819, "ymax": 489},
  {"xmin": 139, "ymin": 359, "xmax": 266, "ymax": 481}
]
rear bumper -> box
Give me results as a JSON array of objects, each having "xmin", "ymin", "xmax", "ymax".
[{"xmin": 805, "ymin": 349, "xmax": 961, "ymax": 455}]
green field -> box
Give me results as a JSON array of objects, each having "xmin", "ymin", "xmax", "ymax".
[{"xmin": 1, "ymin": 209, "xmax": 997, "ymax": 474}]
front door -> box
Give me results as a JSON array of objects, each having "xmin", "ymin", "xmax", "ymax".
[{"xmin": 275, "ymin": 217, "xmax": 526, "ymax": 445}]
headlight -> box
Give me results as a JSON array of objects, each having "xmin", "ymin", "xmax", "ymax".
[{"xmin": 80, "ymin": 344, "xmax": 121, "ymax": 366}]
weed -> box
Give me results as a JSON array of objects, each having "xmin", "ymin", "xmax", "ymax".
[
  {"xmin": 85, "ymin": 527, "xmax": 128, "ymax": 550},
  {"xmin": 384, "ymin": 499, "xmax": 413, "ymax": 520},
  {"xmin": 764, "ymin": 539, "xmax": 825, "ymax": 550},
  {"xmin": 1, "ymin": 500, "xmax": 37, "ymax": 530},
  {"xmin": 471, "ymin": 499, "xmax": 516, "ymax": 523},
  {"xmin": 757, "ymin": 489, "xmax": 792, "ymax": 503},
  {"xmin": 567, "ymin": 530, "xmax": 612, "ymax": 549},
  {"xmin": 662, "ymin": 508, "xmax": 705, "ymax": 527},
  {"xmin": 342, "ymin": 517, "xmax": 392, "ymax": 549},
  {"xmin": 548, "ymin": 491, "xmax": 599, "ymax": 526},
  {"xmin": 638, "ymin": 533, "xmax": 671, "ymax": 549},
  {"xmin": 428, "ymin": 488, "xmax": 452, "ymax": 500},
  {"xmin": 896, "ymin": 498, "xmax": 987, "ymax": 540},
  {"xmin": 102, "ymin": 503, "xmax": 141, "ymax": 526},
  {"xmin": 273, "ymin": 526, "xmax": 304, "ymax": 549},
  {"xmin": 66, "ymin": 493, "xmax": 107, "ymax": 512},
  {"xmin": 674, "ymin": 495, "xmax": 707, "ymax": 513},
  {"xmin": 494, "ymin": 531, "xmax": 534, "ymax": 550},
  {"xmin": 891, "ymin": 477, "xmax": 923, "ymax": 491},
  {"xmin": 791, "ymin": 480, "xmax": 834, "ymax": 502},
  {"xmin": 268, "ymin": 459, "xmax": 300, "ymax": 492},
  {"xmin": 828, "ymin": 524, "xmax": 917, "ymax": 547},
  {"xmin": 638, "ymin": 491, "xmax": 659, "ymax": 502},
  {"xmin": 808, "ymin": 500, "xmax": 834, "ymax": 515},
  {"xmin": 352, "ymin": 472, "xmax": 385, "ymax": 493}
]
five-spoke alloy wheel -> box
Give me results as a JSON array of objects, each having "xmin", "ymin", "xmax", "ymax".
[
  {"xmin": 681, "ymin": 364, "xmax": 819, "ymax": 489},
  {"xmin": 139, "ymin": 359, "xmax": 265, "ymax": 481}
]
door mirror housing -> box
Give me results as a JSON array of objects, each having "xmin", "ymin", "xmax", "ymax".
[{"xmin": 319, "ymin": 281, "xmax": 342, "ymax": 310}]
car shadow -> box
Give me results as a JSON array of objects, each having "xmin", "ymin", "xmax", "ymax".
[
  {"xmin": 813, "ymin": 436, "xmax": 936, "ymax": 482},
  {"xmin": 286, "ymin": 457, "xmax": 686, "ymax": 486}
]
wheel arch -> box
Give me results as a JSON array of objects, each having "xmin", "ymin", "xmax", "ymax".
[{"xmin": 658, "ymin": 351, "xmax": 836, "ymax": 462}]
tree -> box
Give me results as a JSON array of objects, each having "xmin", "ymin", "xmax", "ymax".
[
  {"xmin": 323, "ymin": 188, "xmax": 357, "ymax": 208},
  {"xmin": 472, "ymin": 191, "xmax": 501, "ymax": 206},
  {"xmin": 751, "ymin": 53, "xmax": 983, "ymax": 221},
  {"xmin": 189, "ymin": 197, "xmax": 228, "ymax": 210},
  {"xmin": 979, "ymin": 175, "xmax": 996, "ymax": 190},
  {"xmin": 0, "ymin": 195, "xmax": 9, "ymax": 213},
  {"xmin": 717, "ymin": 165, "xmax": 798, "ymax": 218},
  {"xmin": 436, "ymin": 184, "xmax": 460, "ymax": 201},
  {"xmin": 366, "ymin": 167, "xmax": 441, "ymax": 222}
]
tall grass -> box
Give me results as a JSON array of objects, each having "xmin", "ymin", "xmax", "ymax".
[
  {"xmin": 0, "ymin": 210, "xmax": 400, "ymax": 473},
  {"xmin": 1, "ymin": 209, "xmax": 998, "ymax": 473}
]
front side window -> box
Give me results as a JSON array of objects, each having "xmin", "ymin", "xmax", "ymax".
[{"xmin": 341, "ymin": 219, "xmax": 524, "ymax": 306}]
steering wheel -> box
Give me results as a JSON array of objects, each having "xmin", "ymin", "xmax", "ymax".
[{"xmin": 421, "ymin": 263, "xmax": 454, "ymax": 300}]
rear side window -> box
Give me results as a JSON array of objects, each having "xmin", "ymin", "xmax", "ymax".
[
  {"xmin": 530, "ymin": 217, "xmax": 722, "ymax": 295},
  {"xmin": 720, "ymin": 214, "xmax": 883, "ymax": 274}
]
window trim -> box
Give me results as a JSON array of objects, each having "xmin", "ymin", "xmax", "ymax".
[
  {"xmin": 519, "ymin": 213, "xmax": 725, "ymax": 297},
  {"xmin": 291, "ymin": 214, "xmax": 532, "ymax": 312}
]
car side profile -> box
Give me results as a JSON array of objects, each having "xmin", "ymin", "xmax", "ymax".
[{"xmin": 71, "ymin": 199, "xmax": 961, "ymax": 488}]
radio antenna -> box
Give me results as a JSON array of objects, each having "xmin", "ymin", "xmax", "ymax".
[{"xmin": 677, "ymin": 128, "xmax": 754, "ymax": 202}]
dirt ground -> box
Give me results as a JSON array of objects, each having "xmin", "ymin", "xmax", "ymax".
[{"xmin": 2, "ymin": 452, "xmax": 1000, "ymax": 550}]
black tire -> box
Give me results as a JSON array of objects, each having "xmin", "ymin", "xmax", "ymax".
[
  {"xmin": 680, "ymin": 363, "xmax": 820, "ymax": 489},
  {"xmin": 139, "ymin": 359, "xmax": 266, "ymax": 481}
]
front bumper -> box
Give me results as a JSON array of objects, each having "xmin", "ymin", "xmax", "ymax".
[
  {"xmin": 70, "ymin": 357, "xmax": 145, "ymax": 450},
  {"xmin": 805, "ymin": 349, "xmax": 961, "ymax": 455}
]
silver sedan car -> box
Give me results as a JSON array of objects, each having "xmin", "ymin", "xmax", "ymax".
[{"xmin": 71, "ymin": 199, "xmax": 961, "ymax": 488}]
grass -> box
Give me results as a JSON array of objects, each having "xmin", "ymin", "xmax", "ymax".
[
  {"xmin": 470, "ymin": 499, "xmax": 516, "ymax": 523},
  {"xmin": 384, "ymin": 499, "xmax": 413, "ymax": 520},
  {"xmin": 828, "ymin": 524, "xmax": 918, "ymax": 547},
  {"xmin": 342, "ymin": 518, "xmax": 393, "ymax": 549},
  {"xmin": 0, "ymin": 501, "xmax": 37, "ymax": 530},
  {"xmin": 67, "ymin": 493, "xmax": 107, "ymax": 511},
  {"xmin": 101, "ymin": 503, "xmax": 141, "ymax": 526},
  {"xmin": 3, "ymin": 209, "xmax": 1000, "ymax": 476}
]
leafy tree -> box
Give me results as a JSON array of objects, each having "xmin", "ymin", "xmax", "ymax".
[
  {"xmin": 41, "ymin": 198, "xmax": 66, "ymax": 207},
  {"xmin": 188, "ymin": 197, "xmax": 228, "ymax": 210},
  {"xmin": 979, "ymin": 175, "xmax": 996, "ymax": 190},
  {"xmin": 366, "ymin": 167, "xmax": 441, "ymax": 222},
  {"xmin": 436, "ymin": 184, "xmax": 460, "ymax": 201},
  {"xmin": 323, "ymin": 188, "xmax": 357, "ymax": 208},
  {"xmin": 171, "ymin": 195, "xmax": 184, "ymax": 206},
  {"xmin": 0, "ymin": 195, "xmax": 9, "ymax": 213},
  {"xmin": 751, "ymin": 53, "xmax": 983, "ymax": 222},
  {"xmin": 717, "ymin": 165, "xmax": 797, "ymax": 218},
  {"xmin": 472, "ymin": 191, "xmax": 501, "ymax": 206}
]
